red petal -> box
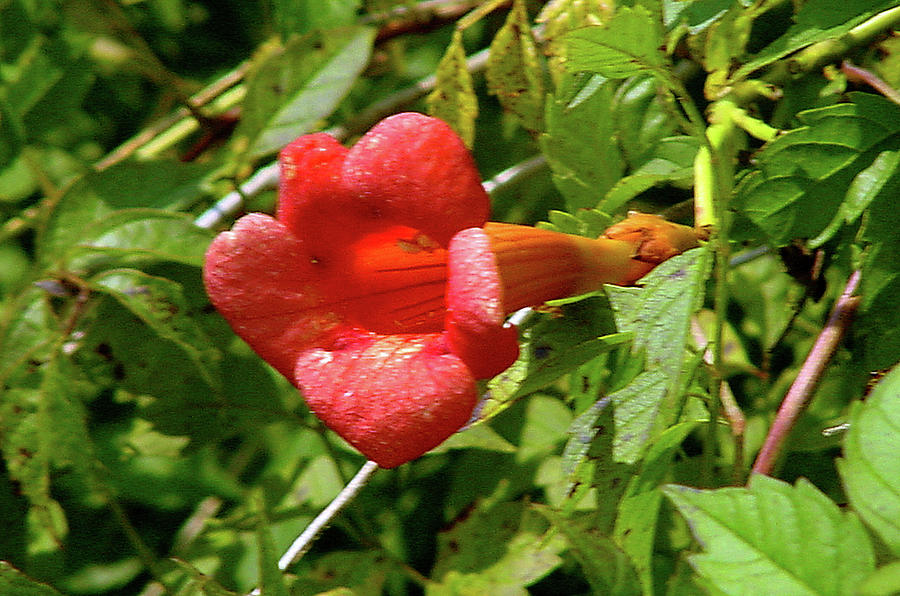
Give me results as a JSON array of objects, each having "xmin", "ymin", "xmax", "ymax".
[
  {"xmin": 295, "ymin": 333, "xmax": 477, "ymax": 468},
  {"xmin": 203, "ymin": 213, "xmax": 346, "ymax": 379},
  {"xmin": 445, "ymin": 228, "xmax": 519, "ymax": 379},
  {"xmin": 342, "ymin": 113, "xmax": 491, "ymax": 245}
]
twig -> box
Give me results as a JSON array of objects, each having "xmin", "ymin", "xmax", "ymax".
[
  {"xmin": 247, "ymin": 460, "xmax": 380, "ymax": 595},
  {"xmin": 750, "ymin": 270, "xmax": 861, "ymax": 478},
  {"xmin": 841, "ymin": 60, "xmax": 900, "ymax": 106}
]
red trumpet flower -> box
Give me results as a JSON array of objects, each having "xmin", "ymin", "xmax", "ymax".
[{"xmin": 204, "ymin": 113, "xmax": 699, "ymax": 468}]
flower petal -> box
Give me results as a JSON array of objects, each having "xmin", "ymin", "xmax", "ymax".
[
  {"xmin": 203, "ymin": 213, "xmax": 345, "ymax": 379},
  {"xmin": 295, "ymin": 333, "xmax": 477, "ymax": 468},
  {"xmin": 342, "ymin": 112, "xmax": 490, "ymax": 245},
  {"xmin": 445, "ymin": 228, "xmax": 519, "ymax": 379}
]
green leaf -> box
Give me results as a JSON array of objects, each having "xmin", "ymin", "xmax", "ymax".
[
  {"xmin": 535, "ymin": 505, "xmax": 640, "ymax": 596},
  {"xmin": 0, "ymin": 287, "xmax": 57, "ymax": 384},
  {"xmin": 605, "ymin": 247, "xmax": 712, "ymax": 463},
  {"xmin": 858, "ymin": 561, "xmax": 900, "ymax": 596},
  {"xmin": 838, "ymin": 365, "xmax": 900, "ymax": 557},
  {"xmin": 479, "ymin": 297, "xmax": 627, "ymax": 424},
  {"xmin": 537, "ymin": 208, "xmax": 613, "ymax": 238},
  {"xmin": 254, "ymin": 493, "xmax": 290, "ymax": 596},
  {"xmin": 614, "ymin": 421, "xmax": 700, "ymax": 594},
  {"xmin": 540, "ymin": 75, "xmax": 625, "ymax": 210},
  {"xmin": 612, "ymin": 75, "xmax": 682, "ymax": 169},
  {"xmin": 66, "ymin": 209, "xmax": 213, "ymax": 271},
  {"xmin": 0, "ymin": 562, "xmax": 64, "ymax": 596},
  {"xmin": 566, "ymin": 6, "xmax": 666, "ymax": 79},
  {"xmin": 39, "ymin": 160, "xmax": 213, "ymax": 268},
  {"xmin": 90, "ymin": 269, "xmax": 221, "ymax": 387},
  {"xmin": 271, "ymin": 0, "xmax": 361, "ymax": 36},
  {"xmin": 430, "ymin": 501, "xmax": 565, "ymax": 594},
  {"xmin": 426, "ymin": 29, "xmax": 478, "ymax": 148},
  {"xmin": 602, "ymin": 135, "xmax": 699, "ymax": 213},
  {"xmin": 664, "ymin": 475, "xmax": 876, "ymax": 596},
  {"xmin": 732, "ymin": 0, "xmax": 899, "ymax": 82},
  {"xmin": 237, "ymin": 27, "xmax": 375, "ymax": 158},
  {"xmin": 737, "ymin": 93, "xmax": 900, "ymax": 245},
  {"xmin": 0, "ymin": 353, "xmax": 97, "ymax": 542},
  {"xmin": 290, "ymin": 551, "xmax": 393, "ymax": 595},
  {"xmin": 485, "ymin": 0, "xmax": 545, "ymax": 133}
]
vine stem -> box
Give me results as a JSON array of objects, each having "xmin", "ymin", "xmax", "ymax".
[{"xmin": 750, "ymin": 270, "xmax": 862, "ymax": 478}]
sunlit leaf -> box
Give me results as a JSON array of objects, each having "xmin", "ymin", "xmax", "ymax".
[
  {"xmin": 738, "ymin": 93, "xmax": 900, "ymax": 245},
  {"xmin": 838, "ymin": 364, "xmax": 900, "ymax": 557},
  {"xmin": 566, "ymin": 6, "xmax": 666, "ymax": 79},
  {"xmin": 664, "ymin": 475, "xmax": 876, "ymax": 595},
  {"xmin": 237, "ymin": 27, "xmax": 375, "ymax": 158},
  {"xmin": 430, "ymin": 501, "xmax": 565, "ymax": 593},
  {"xmin": 39, "ymin": 160, "xmax": 213, "ymax": 269}
]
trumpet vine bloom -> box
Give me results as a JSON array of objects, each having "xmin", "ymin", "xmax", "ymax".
[{"xmin": 204, "ymin": 113, "xmax": 699, "ymax": 468}]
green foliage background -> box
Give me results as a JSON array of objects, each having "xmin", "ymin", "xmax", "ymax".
[{"xmin": 2, "ymin": 0, "xmax": 900, "ymax": 594}]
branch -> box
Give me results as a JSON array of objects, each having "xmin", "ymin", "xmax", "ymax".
[{"xmin": 750, "ymin": 270, "xmax": 861, "ymax": 478}]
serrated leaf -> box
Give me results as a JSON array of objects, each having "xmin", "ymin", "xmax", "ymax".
[
  {"xmin": 605, "ymin": 247, "xmax": 712, "ymax": 463},
  {"xmin": 237, "ymin": 27, "xmax": 375, "ymax": 158},
  {"xmin": 39, "ymin": 160, "xmax": 213, "ymax": 268},
  {"xmin": 838, "ymin": 365, "xmax": 900, "ymax": 557},
  {"xmin": 486, "ymin": 0, "xmax": 545, "ymax": 133},
  {"xmin": 540, "ymin": 75, "xmax": 624, "ymax": 210},
  {"xmin": 732, "ymin": 0, "xmax": 899, "ymax": 82},
  {"xmin": 66, "ymin": 209, "xmax": 213, "ymax": 271},
  {"xmin": 535, "ymin": 505, "xmax": 640, "ymax": 596},
  {"xmin": 0, "ymin": 562, "xmax": 64, "ymax": 596},
  {"xmin": 536, "ymin": 0, "xmax": 611, "ymax": 85},
  {"xmin": 537, "ymin": 208, "xmax": 613, "ymax": 237},
  {"xmin": 426, "ymin": 29, "xmax": 478, "ymax": 148},
  {"xmin": 290, "ymin": 551, "xmax": 392, "ymax": 595},
  {"xmin": 566, "ymin": 6, "xmax": 666, "ymax": 79},
  {"xmin": 0, "ymin": 286, "xmax": 56, "ymax": 384},
  {"xmin": 430, "ymin": 501, "xmax": 565, "ymax": 593},
  {"xmin": 664, "ymin": 475, "xmax": 876, "ymax": 596},
  {"xmin": 738, "ymin": 93, "xmax": 900, "ymax": 245}
]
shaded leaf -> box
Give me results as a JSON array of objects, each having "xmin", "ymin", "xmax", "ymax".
[
  {"xmin": 237, "ymin": 27, "xmax": 375, "ymax": 158},
  {"xmin": 664, "ymin": 475, "xmax": 876, "ymax": 595},
  {"xmin": 536, "ymin": 0, "xmax": 611, "ymax": 85},
  {"xmin": 611, "ymin": 75, "xmax": 682, "ymax": 169},
  {"xmin": 536, "ymin": 505, "xmax": 640, "ymax": 596},
  {"xmin": 0, "ymin": 562, "xmax": 64, "ymax": 596},
  {"xmin": 90, "ymin": 269, "xmax": 221, "ymax": 388},
  {"xmin": 291, "ymin": 551, "xmax": 392, "ymax": 596},
  {"xmin": 426, "ymin": 29, "xmax": 478, "ymax": 148},
  {"xmin": 271, "ymin": 0, "xmax": 361, "ymax": 37},
  {"xmin": 614, "ymin": 421, "xmax": 700, "ymax": 593},
  {"xmin": 602, "ymin": 135, "xmax": 699, "ymax": 212},
  {"xmin": 732, "ymin": 0, "xmax": 899, "ymax": 82},
  {"xmin": 254, "ymin": 493, "xmax": 290, "ymax": 596},
  {"xmin": 838, "ymin": 364, "xmax": 900, "ymax": 557},
  {"xmin": 486, "ymin": 0, "xmax": 545, "ymax": 133}
]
